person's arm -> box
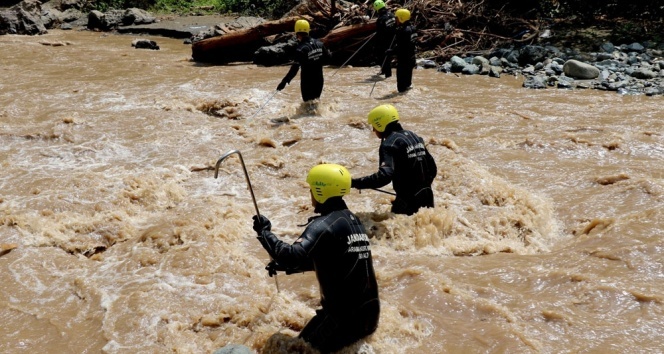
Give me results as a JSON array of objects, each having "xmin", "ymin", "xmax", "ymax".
[
  {"xmin": 352, "ymin": 144, "xmax": 395, "ymax": 189},
  {"xmin": 253, "ymin": 215, "xmax": 314, "ymax": 273},
  {"xmin": 278, "ymin": 46, "xmax": 304, "ymax": 90},
  {"xmin": 278, "ymin": 63, "xmax": 300, "ymax": 91}
]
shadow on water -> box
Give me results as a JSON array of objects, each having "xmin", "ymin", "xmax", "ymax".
[{"xmin": 374, "ymin": 90, "xmax": 406, "ymax": 100}]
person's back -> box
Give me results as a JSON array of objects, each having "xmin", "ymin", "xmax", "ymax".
[
  {"xmin": 373, "ymin": 0, "xmax": 396, "ymax": 76},
  {"xmin": 395, "ymin": 20, "xmax": 416, "ymax": 63},
  {"xmin": 298, "ymin": 199, "xmax": 379, "ymax": 315},
  {"xmin": 253, "ymin": 164, "xmax": 379, "ymax": 352},
  {"xmin": 393, "ymin": 8, "xmax": 417, "ymax": 92},
  {"xmin": 380, "ymin": 124, "xmax": 436, "ymax": 214},
  {"xmin": 277, "ymin": 19, "xmax": 330, "ymax": 102},
  {"xmin": 296, "ymin": 36, "xmax": 328, "ymax": 87},
  {"xmin": 375, "ymin": 6, "xmax": 396, "ymax": 53},
  {"xmin": 351, "ymin": 105, "xmax": 437, "ymax": 215}
]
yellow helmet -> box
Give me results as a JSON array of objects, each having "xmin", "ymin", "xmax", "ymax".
[
  {"xmin": 306, "ymin": 164, "xmax": 351, "ymax": 204},
  {"xmin": 395, "ymin": 8, "xmax": 411, "ymax": 22},
  {"xmin": 367, "ymin": 104, "xmax": 399, "ymax": 132},
  {"xmin": 373, "ymin": 0, "xmax": 386, "ymax": 11},
  {"xmin": 294, "ymin": 19, "xmax": 310, "ymax": 34}
]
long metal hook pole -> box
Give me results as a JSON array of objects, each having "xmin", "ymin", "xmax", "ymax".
[
  {"xmin": 359, "ymin": 187, "xmax": 396, "ymax": 196},
  {"xmin": 330, "ymin": 33, "xmax": 376, "ymax": 78},
  {"xmin": 215, "ymin": 150, "xmax": 260, "ymax": 217},
  {"xmin": 248, "ymin": 90, "xmax": 278, "ymax": 120},
  {"xmin": 214, "ymin": 150, "xmax": 280, "ymax": 293},
  {"xmin": 372, "ymin": 187, "xmax": 396, "ymax": 196}
]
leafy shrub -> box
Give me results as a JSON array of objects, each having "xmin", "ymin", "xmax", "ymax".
[
  {"xmin": 93, "ymin": 0, "xmax": 156, "ymax": 12},
  {"xmin": 219, "ymin": 0, "xmax": 300, "ymax": 19}
]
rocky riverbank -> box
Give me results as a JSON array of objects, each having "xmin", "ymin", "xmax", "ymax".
[
  {"xmin": 2, "ymin": 0, "xmax": 663, "ymax": 96},
  {"xmin": 432, "ymin": 40, "xmax": 664, "ymax": 96}
]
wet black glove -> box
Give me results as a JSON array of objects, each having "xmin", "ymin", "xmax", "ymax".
[
  {"xmin": 265, "ymin": 260, "xmax": 282, "ymax": 277},
  {"xmin": 276, "ymin": 80, "xmax": 287, "ymax": 91},
  {"xmin": 385, "ymin": 49, "xmax": 393, "ymax": 56},
  {"xmin": 252, "ymin": 215, "xmax": 272, "ymax": 235}
]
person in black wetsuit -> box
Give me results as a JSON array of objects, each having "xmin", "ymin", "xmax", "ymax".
[
  {"xmin": 352, "ymin": 104, "xmax": 437, "ymax": 215},
  {"xmin": 385, "ymin": 9, "xmax": 417, "ymax": 92},
  {"xmin": 276, "ymin": 19, "xmax": 331, "ymax": 103},
  {"xmin": 252, "ymin": 164, "xmax": 380, "ymax": 353},
  {"xmin": 372, "ymin": 0, "xmax": 396, "ymax": 78}
]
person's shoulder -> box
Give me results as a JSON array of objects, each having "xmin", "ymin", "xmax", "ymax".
[
  {"xmin": 387, "ymin": 129, "xmax": 418, "ymax": 142},
  {"xmin": 402, "ymin": 129, "xmax": 423, "ymax": 138},
  {"xmin": 382, "ymin": 131, "xmax": 402, "ymax": 145}
]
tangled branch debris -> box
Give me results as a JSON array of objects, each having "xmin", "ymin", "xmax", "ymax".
[{"xmin": 194, "ymin": 0, "xmax": 653, "ymax": 65}]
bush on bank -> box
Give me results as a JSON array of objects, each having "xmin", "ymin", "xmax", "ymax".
[
  {"xmin": 51, "ymin": 0, "xmax": 663, "ymax": 21},
  {"xmin": 89, "ymin": 0, "xmax": 299, "ymax": 18}
]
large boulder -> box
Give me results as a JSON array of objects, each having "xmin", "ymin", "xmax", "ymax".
[
  {"xmin": 449, "ymin": 55, "xmax": 467, "ymax": 72},
  {"xmin": 122, "ymin": 8, "xmax": 156, "ymax": 26},
  {"xmin": 88, "ymin": 8, "xmax": 156, "ymax": 31},
  {"xmin": 0, "ymin": 0, "xmax": 47, "ymax": 35},
  {"xmin": 630, "ymin": 68, "xmax": 657, "ymax": 79},
  {"xmin": 60, "ymin": 0, "xmax": 88, "ymax": 11},
  {"xmin": 253, "ymin": 40, "xmax": 297, "ymax": 66},
  {"xmin": 523, "ymin": 75, "xmax": 547, "ymax": 89},
  {"xmin": 518, "ymin": 45, "xmax": 549, "ymax": 65},
  {"xmin": 563, "ymin": 59, "xmax": 600, "ymax": 79}
]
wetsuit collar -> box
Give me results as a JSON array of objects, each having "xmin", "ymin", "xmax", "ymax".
[
  {"xmin": 382, "ymin": 121, "xmax": 403, "ymax": 138},
  {"xmin": 314, "ymin": 197, "xmax": 348, "ymax": 215}
]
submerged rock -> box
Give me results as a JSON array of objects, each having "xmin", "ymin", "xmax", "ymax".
[{"xmin": 213, "ymin": 344, "xmax": 253, "ymax": 354}]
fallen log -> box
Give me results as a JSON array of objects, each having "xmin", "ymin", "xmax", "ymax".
[
  {"xmin": 321, "ymin": 20, "xmax": 377, "ymax": 66},
  {"xmin": 321, "ymin": 20, "xmax": 375, "ymax": 47},
  {"xmin": 192, "ymin": 15, "xmax": 313, "ymax": 64},
  {"xmin": 252, "ymin": 20, "xmax": 377, "ymax": 67}
]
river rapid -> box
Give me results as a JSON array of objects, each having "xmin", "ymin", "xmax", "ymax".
[{"xmin": 1, "ymin": 30, "xmax": 663, "ymax": 354}]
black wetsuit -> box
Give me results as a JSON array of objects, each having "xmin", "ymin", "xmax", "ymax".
[
  {"xmin": 375, "ymin": 8, "xmax": 396, "ymax": 76},
  {"xmin": 394, "ymin": 21, "xmax": 417, "ymax": 92},
  {"xmin": 280, "ymin": 36, "xmax": 331, "ymax": 102},
  {"xmin": 352, "ymin": 122, "xmax": 437, "ymax": 215},
  {"xmin": 256, "ymin": 198, "xmax": 380, "ymax": 353}
]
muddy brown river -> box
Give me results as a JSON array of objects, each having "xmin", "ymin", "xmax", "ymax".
[{"xmin": 1, "ymin": 30, "xmax": 663, "ymax": 353}]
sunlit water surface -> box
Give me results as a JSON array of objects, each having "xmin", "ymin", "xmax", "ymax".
[{"xmin": 1, "ymin": 30, "xmax": 663, "ymax": 354}]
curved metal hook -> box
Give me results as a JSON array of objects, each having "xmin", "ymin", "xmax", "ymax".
[
  {"xmin": 214, "ymin": 150, "xmax": 261, "ymax": 217},
  {"xmin": 214, "ymin": 150, "xmax": 280, "ymax": 292}
]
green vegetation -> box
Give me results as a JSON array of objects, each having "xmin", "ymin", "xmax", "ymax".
[
  {"xmin": 92, "ymin": 0, "xmax": 155, "ymax": 12},
  {"xmin": 87, "ymin": 0, "xmax": 663, "ymax": 20},
  {"xmin": 90, "ymin": 0, "xmax": 299, "ymax": 18},
  {"xmin": 79, "ymin": 0, "xmax": 663, "ymax": 37}
]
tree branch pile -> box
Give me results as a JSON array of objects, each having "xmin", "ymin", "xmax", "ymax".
[
  {"xmin": 405, "ymin": 0, "xmax": 541, "ymax": 60},
  {"xmin": 191, "ymin": 0, "xmax": 661, "ymax": 65}
]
